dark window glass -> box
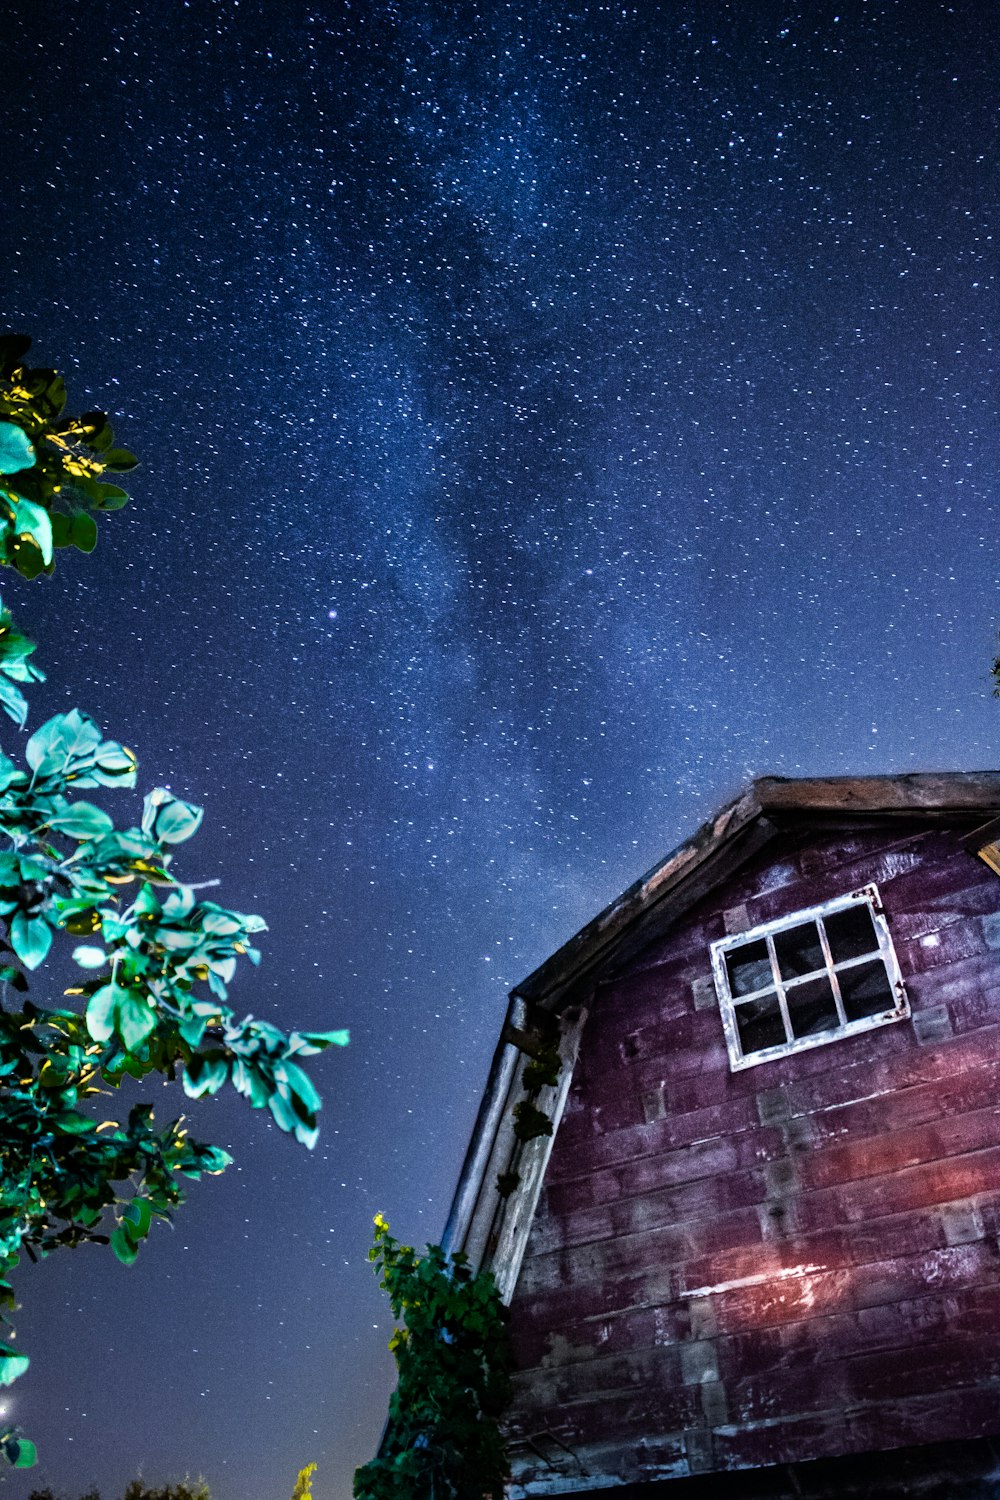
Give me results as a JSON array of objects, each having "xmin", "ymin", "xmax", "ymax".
[
  {"xmin": 839, "ymin": 959, "xmax": 895, "ymax": 1021},
  {"xmin": 773, "ymin": 920, "xmax": 824, "ymax": 980},
  {"xmin": 785, "ymin": 974, "xmax": 840, "ymax": 1039},
  {"xmin": 825, "ymin": 904, "xmax": 879, "ymax": 964},
  {"xmin": 726, "ymin": 939, "xmax": 772, "ymax": 997},
  {"xmin": 734, "ymin": 992, "xmax": 785, "ymax": 1054}
]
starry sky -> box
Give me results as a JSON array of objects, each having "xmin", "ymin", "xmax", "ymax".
[{"xmin": 2, "ymin": 1, "xmax": 998, "ymax": 1496}]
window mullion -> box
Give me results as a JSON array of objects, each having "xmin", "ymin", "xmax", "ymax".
[
  {"xmin": 764, "ymin": 932, "xmax": 793, "ymax": 1043},
  {"xmin": 817, "ymin": 916, "xmax": 848, "ymax": 1027}
]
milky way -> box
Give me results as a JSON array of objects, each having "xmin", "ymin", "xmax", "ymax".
[{"xmin": 3, "ymin": 3, "xmax": 998, "ymax": 1496}]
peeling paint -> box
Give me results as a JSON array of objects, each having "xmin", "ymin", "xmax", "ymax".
[
  {"xmin": 815, "ymin": 1087, "xmax": 895, "ymax": 1112},
  {"xmin": 683, "ymin": 1262, "xmax": 827, "ymax": 1299}
]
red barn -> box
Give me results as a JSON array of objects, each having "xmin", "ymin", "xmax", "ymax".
[{"xmin": 443, "ymin": 774, "xmax": 1000, "ymax": 1498}]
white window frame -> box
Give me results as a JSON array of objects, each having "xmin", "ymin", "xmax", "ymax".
[{"xmin": 710, "ymin": 883, "xmax": 909, "ymax": 1071}]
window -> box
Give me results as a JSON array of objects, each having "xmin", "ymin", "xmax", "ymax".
[{"xmin": 710, "ymin": 884, "xmax": 908, "ymax": 1070}]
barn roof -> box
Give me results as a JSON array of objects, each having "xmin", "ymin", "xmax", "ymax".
[
  {"xmin": 441, "ymin": 771, "xmax": 1000, "ymax": 1293},
  {"xmin": 514, "ymin": 771, "xmax": 1000, "ymax": 1012}
]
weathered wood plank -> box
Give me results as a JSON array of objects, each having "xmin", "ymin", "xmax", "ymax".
[{"xmin": 505, "ymin": 805, "xmax": 1000, "ymax": 1489}]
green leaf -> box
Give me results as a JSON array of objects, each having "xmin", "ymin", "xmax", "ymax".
[
  {"xmin": 9, "ymin": 913, "xmax": 51, "ymax": 971},
  {"xmin": 122, "ymin": 1197, "xmax": 152, "ymax": 1237},
  {"xmin": 12, "ymin": 499, "xmax": 52, "ymax": 564},
  {"xmin": 288, "ymin": 1028, "xmax": 350, "ymax": 1055},
  {"xmin": 58, "ymin": 475, "xmax": 100, "ymax": 506},
  {"xmin": 45, "ymin": 374, "xmax": 67, "ymax": 416},
  {"xmin": 50, "ymin": 511, "xmax": 73, "ymax": 548},
  {"xmin": 110, "ymin": 1225, "xmax": 139, "ymax": 1265},
  {"xmin": 182, "ymin": 1053, "xmax": 229, "ymax": 1098},
  {"xmin": 9, "ymin": 535, "xmax": 45, "ymax": 580},
  {"xmin": 70, "ymin": 511, "xmax": 98, "ymax": 553},
  {"xmin": 25, "ymin": 710, "xmax": 136, "ymax": 788},
  {"xmin": 512, "ymin": 1100, "xmax": 553, "ymax": 1143},
  {"xmin": 276, "ymin": 1059, "xmax": 322, "ymax": 1113},
  {"xmin": 0, "ymin": 610, "xmax": 44, "ymax": 684},
  {"xmin": 0, "ymin": 423, "xmax": 35, "ymax": 475},
  {"xmin": 90, "ymin": 740, "xmax": 138, "ymax": 788},
  {"xmin": 49, "ymin": 801, "xmax": 114, "ymax": 840},
  {"xmin": 118, "ymin": 993, "xmax": 155, "ymax": 1052},
  {"xmin": 75, "ymin": 410, "xmax": 113, "ymax": 450},
  {"xmin": 102, "ymin": 448, "xmax": 138, "ymax": 473},
  {"xmin": 0, "ymin": 674, "xmax": 28, "ymax": 728},
  {"xmin": 196, "ymin": 1144, "xmax": 232, "ymax": 1174},
  {"xmin": 0, "ymin": 1347, "xmax": 29, "ymax": 1386},
  {"xmin": 101, "ymin": 828, "xmax": 156, "ymax": 863},
  {"xmin": 12, "ymin": 1436, "xmax": 36, "ymax": 1467},
  {"xmin": 142, "ymin": 787, "xmax": 203, "ymax": 845},
  {"xmin": 3, "ymin": 1433, "xmax": 37, "ymax": 1468},
  {"xmin": 85, "ymin": 981, "xmax": 123, "ymax": 1042},
  {"xmin": 26, "ymin": 707, "xmax": 101, "ymax": 778},
  {"xmin": 58, "ymin": 899, "xmax": 102, "ymax": 934},
  {"xmin": 51, "ymin": 1111, "xmax": 96, "ymax": 1135},
  {"xmin": 178, "ymin": 1013, "xmax": 207, "ymax": 1047},
  {"xmin": 199, "ymin": 906, "xmax": 243, "ymax": 936},
  {"xmin": 162, "ymin": 886, "xmax": 196, "ymax": 919},
  {"xmin": 208, "ymin": 956, "xmax": 236, "ymax": 986},
  {"xmin": 231, "ymin": 1057, "xmax": 272, "ymax": 1108},
  {"xmin": 92, "ymin": 482, "xmax": 129, "ymax": 510},
  {"xmin": 72, "ymin": 944, "xmax": 107, "ymax": 969},
  {"xmin": 268, "ymin": 1090, "xmax": 300, "ymax": 1133}
]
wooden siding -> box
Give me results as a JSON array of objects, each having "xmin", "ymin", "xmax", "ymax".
[{"xmin": 505, "ymin": 821, "xmax": 1000, "ymax": 1493}]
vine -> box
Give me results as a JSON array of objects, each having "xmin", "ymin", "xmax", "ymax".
[
  {"xmin": 496, "ymin": 1007, "xmax": 563, "ymax": 1198},
  {"xmin": 353, "ymin": 1216, "xmax": 513, "ymax": 1500}
]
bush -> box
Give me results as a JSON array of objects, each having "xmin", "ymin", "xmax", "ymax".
[{"xmin": 28, "ymin": 1480, "xmax": 210, "ymax": 1500}]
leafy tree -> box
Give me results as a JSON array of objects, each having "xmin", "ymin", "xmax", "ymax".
[
  {"xmin": 29, "ymin": 1484, "xmax": 208, "ymax": 1500},
  {"xmin": 27, "ymin": 1489, "xmax": 102, "ymax": 1500},
  {"xmin": 26, "ymin": 1490, "xmax": 101, "ymax": 1500},
  {"xmin": 353, "ymin": 1217, "xmax": 513, "ymax": 1500},
  {"xmin": 0, "ymin": 333, "xmax": 136, "ymax": 585},
  {"xmin": 0, "ymin": 338, "xmax": 348, "ymax": 1467},
  {"xmin": 28, "ymin": 1465, "xmax": 314, "ymax": 1498},
  {"xmin": 121, "ymin": 1484, "xmax": 211, "ymax": 1500}
]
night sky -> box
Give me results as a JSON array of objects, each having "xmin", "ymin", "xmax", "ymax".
[{"xmin": 3, "ymin": 1, "xmax": 998, "ymax": 1496}]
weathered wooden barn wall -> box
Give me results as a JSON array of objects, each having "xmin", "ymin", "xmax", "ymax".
[{"xmin": 505, "ymin": 819, "xmax": 1000, "ymax": 1494}]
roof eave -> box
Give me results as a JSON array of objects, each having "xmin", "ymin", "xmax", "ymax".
[{"xmin": 513, "ymin": 772, "xmax": 1000, "ymax": 1011}]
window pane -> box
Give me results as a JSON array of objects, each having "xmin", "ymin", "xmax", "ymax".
[
  {"xmin": 839, "ymin": 959, "xmax": 895, "ymax": 1021},
  {"xmin": 825, "ymin": 903, "xmax": 879, "ymax": 963},
  {"xmin": 734, "ymin": 992, "xmax": 785, "ymax": 1054},
  {"xmin": 726, "ymin": 939, "xmax": 772, "ymax": 997},
  {"xmin": 773, "ymin": 920, "xmax": 824, "ymax": 979},
  {"xmin": 785, "ymin": 974, "xmax": 840, "ymax": 1039}
]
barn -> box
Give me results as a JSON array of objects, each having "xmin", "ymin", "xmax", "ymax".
[{"xmin": 442, "ymin": 773, "xmax": 1000, "ymax": 1497}]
